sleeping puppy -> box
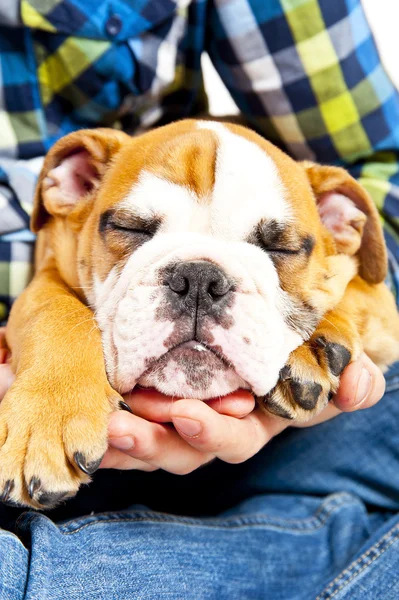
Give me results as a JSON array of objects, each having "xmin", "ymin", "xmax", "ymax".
[{"xmin": 2, "ymin": 119, "xmax": 399, "ymax": 509}]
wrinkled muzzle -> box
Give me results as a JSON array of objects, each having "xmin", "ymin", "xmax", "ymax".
[{"xmin": 93, "ymin": 234, "xmax": 303, "ymax": 399}]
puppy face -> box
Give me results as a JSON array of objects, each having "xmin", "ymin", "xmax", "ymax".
[{"xmin": 32, "ymin": 121, "xmax": 386, "ymax": 399}]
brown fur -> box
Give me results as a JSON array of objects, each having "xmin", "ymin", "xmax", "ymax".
[{"xmin": 2, "ymin": 119, "xmax": 399, "ymax": 508}]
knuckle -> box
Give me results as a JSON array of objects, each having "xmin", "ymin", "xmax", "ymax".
[
  {"xmin": 173, "ymin": 464, "xmax": 197, "ymax": 475},
  {"xmin": 226, "ymin": 453, "xmax": 249, "ymax": 465},
  {"xmin": 194, "ymin": 432, "xmax": 223, "ymax": 453},
  {"xmin": 169, "ymin": 453, "xmax": 214, "ymax": 475},
  {"xmin": 142, "ymin": 464, "xmax": 159, "ymax": 473},
  {"xmin": 134, "ymin": 425, "xmax": 168, "ymax": 462},
  {"xmin": 134, "ymin": 440, "xmax": 157, "ymax": 462}
]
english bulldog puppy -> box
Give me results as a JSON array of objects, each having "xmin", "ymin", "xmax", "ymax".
[{"xmin": 2, "ymin": 120, "xmax": 399, "ymax": 509}]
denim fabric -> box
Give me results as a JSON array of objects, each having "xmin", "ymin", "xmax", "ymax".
[{"xmin": 1, "ymin": 364, "xmax": 399, "ymax": 599}]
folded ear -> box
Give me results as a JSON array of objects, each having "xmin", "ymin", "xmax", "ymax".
[
  {"xmin": 303, "ymin": 162, "xmax": 387, "ymax": 284},
  {"xmin": 31, "ymin": 128, "xmax": 130, "ymax": 232}
]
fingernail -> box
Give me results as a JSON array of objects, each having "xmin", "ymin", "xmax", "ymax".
[
  {"xmin": 110, "ymin": 436, "xmax": 135, "ymax": 451},
  {"xmin": 173, "ymin": 417, "xmax": 202, "ymax": 437},
  {"xmin": 354, "ymin": 367, "xmax": 371, "ymax": 406}
]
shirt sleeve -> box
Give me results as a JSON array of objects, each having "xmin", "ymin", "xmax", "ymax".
[
  {"xmin": 207, "ymin": 0, "xmax": 399, "ymax": 302},
  {"xmin": 0, "ymin": 0, "xmax": 201, "ymax": 321},
  {"xmin": 0, "ymin": 158, "xmax": 43, "ymax": 323}
]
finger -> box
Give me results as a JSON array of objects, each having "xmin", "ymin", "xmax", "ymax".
[
  {"xmin": 0, "ymin": 364, "xmax": 14, "ymax": 400},
  {"xmin": 170, "ymin": 399, "xmax": 287, "ymax": 464},
  {"xmin": 123, "ymin": 388, "xmax": 176, "ymax": 422},
  {"xmin": 107, "ymin": 410, "xmax": 213, "ymax": 474},
  {"xmin": 206, "ymin": 391, "xmax": 255, "ymax": 418},
  {"xmin": 294, "ymin": 354, "xmax": 386, "ymax": 428},
  {"xmin": 99, "ymin": 448, "xmax": 159, "ymax": 471},
  {"xmin": 332, "ymin": 353, "xmax": 385, "ymax": 412},
  {"xmin": 124, "ymin": 388, "xmax": 255, "ymax": 423}
]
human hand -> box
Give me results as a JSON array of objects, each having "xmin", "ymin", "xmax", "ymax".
[
  {"xmin": 101, "ymin": 352, "xmax": 386, "ymax": 472},
  {"xmin": 0, "ymin": 327, "xmax": 386, "ymax": 473}
]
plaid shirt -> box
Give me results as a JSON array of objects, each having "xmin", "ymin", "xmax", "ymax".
[{"xmin": 1, "ymin": 0, "xmax": 399, "ymax": 322}]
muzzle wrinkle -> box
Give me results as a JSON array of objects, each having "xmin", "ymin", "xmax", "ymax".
[{"xmin": 92, "ymin": 231, "xmax": 304, "ymax": 398}]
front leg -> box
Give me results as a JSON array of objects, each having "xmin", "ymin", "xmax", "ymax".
[
  {"xmin": 260, "ymin": 309, "xmax": 362, "ymax": 422},
  {"xmin": 0, "ymin": 266, "xmax": 119, "ymax": 509}
]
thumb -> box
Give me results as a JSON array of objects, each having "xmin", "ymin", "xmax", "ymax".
[{"xmin": 332, "ymin": 353, "xmax": 385, "ymax": 412}]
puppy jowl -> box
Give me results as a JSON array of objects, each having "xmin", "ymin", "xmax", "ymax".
[{"xmin": 2, "ymin": 119, "xmax": 399, "ymax": 509}]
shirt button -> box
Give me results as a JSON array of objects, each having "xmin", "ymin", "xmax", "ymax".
[{"xmin": 105, "ymin": 14, "xmax": 122, "ymax": 37}]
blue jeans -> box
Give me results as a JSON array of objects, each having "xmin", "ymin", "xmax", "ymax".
[{"xmin": 2, "ymin": 365, "xmax": 399, "ymax": 599}]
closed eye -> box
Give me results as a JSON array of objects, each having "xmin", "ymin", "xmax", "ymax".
[
  {"xmin": 252, "ymin": 228, "xmax": 301, "ymax": 255},
  {"xmin": 99, "ymin": 209, "xmax": 160, "ymax": 238},
  {"xmin": 264, "ymin": 247, "xmax": 301, "ymax": 255},
  {"xmin": 110, "ymin": 224, "xmax": 154, "ymax": 236},
  {"xmin": 248, "ymin": 223, "xmax": 314, "ymax": 257}
]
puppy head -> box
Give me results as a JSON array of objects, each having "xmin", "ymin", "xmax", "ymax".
[{"xmin": 32, "ymin": 120, "xmax": 386, "ymax": 399}]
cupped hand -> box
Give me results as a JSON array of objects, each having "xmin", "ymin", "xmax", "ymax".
[
  {"xmin": 0, "ymin": 326, "xmax": 386, "ymax": 474},
  {"xmin": 101, "ymin": 352, "xmax": 386, "ymax": 471}
]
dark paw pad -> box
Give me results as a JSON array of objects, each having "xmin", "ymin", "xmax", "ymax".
[
  {"xmin": 289, "ymin": 380, "xmax": 323, "ymax": 411},
  {"xmin": 316, "ymin": 337, "xmax": 351, "ymax": 376},
  {"xmin": 278, "ymin": 366, "xmax": 324, "ymax": 411},
  {"xmin": 74, "ymin": 452, "xmax": 103, "ymax": 476},
  {"xmin": 260, "ymin": 395, "xmax": 294, "ymax": 419}
]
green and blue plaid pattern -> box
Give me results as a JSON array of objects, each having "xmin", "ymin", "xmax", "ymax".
[{"xmin": 1, "ymin": 0, "xmax": 399, "ymax": 321}]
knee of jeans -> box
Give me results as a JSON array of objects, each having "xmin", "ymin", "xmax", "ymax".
[{"xmin": 0, "ymin": 529, "xmax": 28, "ymax": 600}]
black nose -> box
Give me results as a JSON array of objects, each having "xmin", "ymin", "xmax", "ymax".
[{"xmin": 165, "ymin": 261, "xmax": 233, "ymax": 313}]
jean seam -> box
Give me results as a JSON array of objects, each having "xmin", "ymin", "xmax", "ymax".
[
  {"xmin": 52, "ymin": 492, "xmax": 359, "ymax": 536},
  {"xmin": 315, "ymin": 522, "xmax": 399, "ymax": 599}
]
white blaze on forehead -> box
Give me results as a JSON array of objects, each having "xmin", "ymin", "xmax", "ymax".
[
  {"xmin": 197, "ymin": 120, "xmax": 290, "ymax": 239},
  {"xmin": 120, "ymin": 121, "xmax": 290, "ymax": 240},
  {"xmin": 92, "ymin": 121, "xmax": 300, "ymax": 398}
]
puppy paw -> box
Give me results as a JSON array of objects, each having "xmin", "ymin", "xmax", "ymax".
[
  {"xmin": 259, "ymin": 330, "xmax": 356, "ymax": 422},
  {"xmin": 0, "ymin": 378, "xmax": 118, "ymax": 509}
]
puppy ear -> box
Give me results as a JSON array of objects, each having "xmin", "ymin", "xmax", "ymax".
[
  {"xmin": 303, "ymin": 161, "xmax": 387, "ymax": 284},
  {"xmin": 31, "ymin": 128, "xmax": 130, "ymax": 232}
]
